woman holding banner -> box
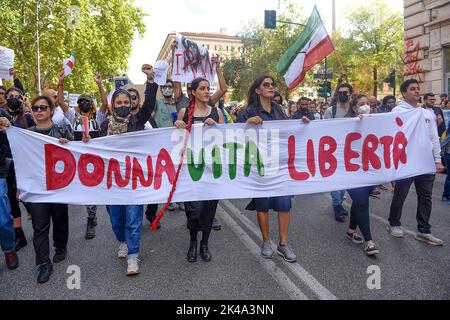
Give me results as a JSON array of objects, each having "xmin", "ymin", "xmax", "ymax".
[
  {"xmin": 57, "ymin": 71, "xmax": 106, "ymax": 240},
  {"xmin": 3, "ymin": 86, "xmax": 33, "ymax": 252},
  {"xmin": 174, "ymin": 77, "xmax": 225, "ymax": 263},
  {"xmin": 98, "ymin": 66, "xmax": 158, "ymax": 276},
  {"xmin": 344, "ymin": 94, "xmax": 380, "ymax": 256},
  {"xmin": 237, "ymin": 75, "xmax": 309, "ymax": 263},
  {"xmin": 0, "ymin": 95, "xmax": 73, "ymax": 283}
]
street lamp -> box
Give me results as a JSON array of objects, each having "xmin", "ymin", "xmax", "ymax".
[{"xmin": 36, "ymin": 0, "xmax": 41, "ymax": 94}]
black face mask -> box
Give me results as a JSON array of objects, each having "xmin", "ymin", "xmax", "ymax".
[
  {"xmin": 338, "ymin": 92, "xmax": 349, "ymax": 103},
  {"xmin": 114, "ymin": 105, "xmax": 131, "ymax": 118},
  {"xmin": 78, "ymin": 100, "xmax": 91, "ymax": 113},
  {"xmin": 7, "ymin": 97, "xmax": 22, "ymax": 111}
]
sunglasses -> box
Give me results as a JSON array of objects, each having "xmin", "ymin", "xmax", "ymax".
[
  {"xmin": 130, "ymin": 95, "xmax": 138, "ymax": 101},
  {"xmin": 31, "ymin": 105, "xmax": 50, "ymax": 112},
  {"xmin": 262, "ymin": 82, "xmax": 276, "ymax": 89},
  {"xmin": 7, "ymin": 94, "xmax": 21, "ymax": 99}
]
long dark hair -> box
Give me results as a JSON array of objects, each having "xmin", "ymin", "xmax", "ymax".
[
  {"xmin": 111, "ymin": 89, "xmax": 131, "ymax": 108},
  {"xmin": 246, "ymin": 75, "xmax": 274, "ymax": 107},
  {"xmin": 151, "ymin": 77, "xmax": 209, "ymax": 230},
  {"xmin": 347, "ymin": 94, "xmax": 367, "ymax": 118}
]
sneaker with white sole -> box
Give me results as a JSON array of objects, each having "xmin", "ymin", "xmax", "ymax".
[
  {"xmin": 346, "ymin": 232, "xmax": 364, "ymax": 244},
  {"xmin": 277, "ymin": 244, "xmax": 297, "ymax": 263},
  {"xmin": 387, "ymin": 225, "xmax": 404, "ymax": 238},
  {"xmin": 261, "ymin": 240, "xmax": 273, "ymax": 259},
  {"xmin": 117, "ymin": 243, "xmax": 128, "ymax": 259},
  {"xmin": 364, "ymin": 242, "xmax": 380, "ymax": 256},
  {"xmin": 414, "ymin": 232, "xmax": 443, "ymax": 246},
  {"xmin": 127, "ymin": 257, "xmax": 140, "ymax": 276}
]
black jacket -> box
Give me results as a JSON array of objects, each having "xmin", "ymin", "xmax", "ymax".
[
  {"xmin": 0, "ymin": 113, "xmax": 13, "ymax": 179},
  {"xmin": 100, "ymin": 82, "xmax": 158, "ymax": 136},
  {"xmin": 28, "ymin": 124, "xmax": 74, "ymax": 140},
  {"xmin": 291, "ymin": 109, "xmax": 316, "ymax": 121}
]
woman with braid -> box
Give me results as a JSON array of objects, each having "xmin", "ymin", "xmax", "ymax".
[{"xmin": 174, "ymin": 77, "xmax": 225, "ymax": 263}]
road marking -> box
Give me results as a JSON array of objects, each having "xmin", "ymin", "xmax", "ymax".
[
  {"xmin": 216, "ymin": 206, "xmax": 308, "ymax": 300},
  {"xmin": 220, "ymin": 200, "xmax": 337, "ymax": 300}
]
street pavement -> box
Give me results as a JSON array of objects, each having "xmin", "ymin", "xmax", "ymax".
[{"xmin": 0, "ymin": 174, "xmax": 448, "ymax": 300}]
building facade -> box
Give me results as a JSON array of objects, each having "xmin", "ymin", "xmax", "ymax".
[{"xmin": 404, "ymin": 0, "xmax": 450, "ymax": 101}]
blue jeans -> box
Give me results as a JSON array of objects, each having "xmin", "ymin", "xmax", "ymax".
[
  {"xmin": 443, "ymin": 154, "xmax": 450, "ymax": 199},
  {"xmin": 331, "ymin": 190, "xmax": 345, "ymax": 207},
  {"xmin": 347, "ymin": 186, "xmax": 374, "ymax": 242},
  {"xmin": 106, "ymin": 205, "xmax": 143, "ymax": 258},
  {"xmin": 0, "ymin": 178, "xmax": 14, "ymax": 252}
]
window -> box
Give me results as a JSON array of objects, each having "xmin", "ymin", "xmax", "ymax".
[{"xmin": 445, "ymin": 47, "xmax": 450, "ymax": 96}]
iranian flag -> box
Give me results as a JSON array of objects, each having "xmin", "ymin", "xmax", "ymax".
[
  {"xmin": 276, "ymin": 7, "xmax": 334, "ymax": 89},
  {"xmin": 63, "ymin": 51, "xmax": 76, "ymax": 77}
]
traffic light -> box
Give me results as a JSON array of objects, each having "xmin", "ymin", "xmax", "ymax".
[
  {"xmin": 318, "ymin": 81, "xmax": 332, "ymax": 98},
  {"xmin": 384, "ymin": 70, "xmax": 396, "ymax": 88},
  {"xmin": 264, "ymin": 10, "xmax": 277, "ymax": 29}
]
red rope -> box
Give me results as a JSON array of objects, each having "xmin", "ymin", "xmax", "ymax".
[{"xmin": 151, "ymin": 101, "xmax": 195, "ymax": 230}]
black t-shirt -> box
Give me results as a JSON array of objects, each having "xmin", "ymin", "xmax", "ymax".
[
  {"xmin": 182, "ymin": 106, "xmax": 219, "ymax": 124},
  {"xmin": 73, "ymin": 115, "xmax": 100, "ymax": 141}
]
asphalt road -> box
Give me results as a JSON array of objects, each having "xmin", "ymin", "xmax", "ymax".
[{"xmin": 0, "ymin": 174, "xmax": 448, "ymax": 300}]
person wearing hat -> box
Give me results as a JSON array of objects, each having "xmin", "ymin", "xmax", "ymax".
[{"xmin": 57, "ymin": 72, "xmax": 105, "ymax": 240}]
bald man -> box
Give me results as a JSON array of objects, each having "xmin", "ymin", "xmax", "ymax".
[{"xmin": 42, "ymin": 89, "xmax": 75, "ymax": 128}]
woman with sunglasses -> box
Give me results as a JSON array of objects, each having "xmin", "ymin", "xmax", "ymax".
[
  {"xmin": 174, "ymin": 77, "xmax": 225, "ymax": 263},
  {"xmin": 237, "ymin": 75, "xmax": 310, "ymax": 263},
  {"xmin": 2, "ymin": 87, "xmax": 34, "ymax": 252},
  {"xmin": 17, "ymin": 95, "xmax": 73, "ymax": 283},
  {"xmin": 97, "ymin": 66, "xmax": 157, "ymax": 276}
]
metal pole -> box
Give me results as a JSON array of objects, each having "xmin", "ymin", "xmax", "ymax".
[
  {"xmin": 393, "ymin": 48, "xmax": 398, "ymax": 98},
  {"xmin": 332, "ymin": 0, "xmax": 336, "ymax": 33},
  {"xmin": 36, "ymin": 0, "xmax": 41, "ymax": 94},
  {"xmin": 324, "ymin": 56, "xmax": 328, "ymax": 99}
]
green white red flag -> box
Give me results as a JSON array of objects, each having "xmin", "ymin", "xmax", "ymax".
[
  {"xmin": 276, "ymin": 7, "xmax": 334, "ymax": 89},
  {"xmin": 63, "ymin": 51, "xmax": 76, "ymax": 77}
]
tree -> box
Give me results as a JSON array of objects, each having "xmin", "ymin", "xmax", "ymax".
[
  {"xmin": 0, "ymin": 0, "xmax": 146, "ymax": 95},
  {"xmin": 328, "ymin": 0, "xmax": 404, "ymax": 97}
]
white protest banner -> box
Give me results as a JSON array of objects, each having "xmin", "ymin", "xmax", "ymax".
[
  {"xmin": 68, "ymin": 94, "xmax": 81, "ymax": 107},
  {"xmin": 154, "ymin": 60, "xmax": 169, "ymax": 86},
  {"xmin": 6, "ymin": 110, "xmax": 435, "ymax": 205},
  {"xmin": 0, "ymin": 45, "xmax": 14, "ymax": 80},
  {"xmin": 172, "ymin": 33, "xmax": 217, "ymax": 83}
]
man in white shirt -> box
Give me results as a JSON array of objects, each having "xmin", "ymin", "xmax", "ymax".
[
  {"xmin": 387, "ymin": 79, "xmax": 445, "ymax": 245},
  {"xmin": 42, "ymin": 89, "xmax": 75, "ymax": 128}
]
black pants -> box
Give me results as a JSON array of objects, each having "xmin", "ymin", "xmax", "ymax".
[
  {"xmin": 6, "ymin": 164, "xmax": 21, "ymax": 219},
  {"xmin": 389, "ymin": 174, "xmax": 435, "ymax": 234},
  {"xmin": 347, "ymin": 186, "xmax": 374, "ymax": 242},
  {"xmin": 30, "ymin": 203, "xmax": 69, "ymax": 265},
  {"xmin": 184, "ymin": 200, "xmax": 218, "ymax": 233}
]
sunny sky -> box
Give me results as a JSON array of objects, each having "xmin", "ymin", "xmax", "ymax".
[{"xmin": 127, "ymin": 0, "xmax": 404, "ymax": 83}]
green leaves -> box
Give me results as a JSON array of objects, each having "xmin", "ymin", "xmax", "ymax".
[
  {"xmin": 1, "ymin": 0, "xmax": 146, "ymax": 96},
  {"xmin": 329, "ymin": 0, "xmax": 403, "ymax": 96}
]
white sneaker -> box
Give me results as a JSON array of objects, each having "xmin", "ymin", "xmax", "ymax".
[
  {"xmin": 414, "ymin": 232, "xmax": 443, "ymax": 246},
  {"xmin": 117, "ymin": 243, "xmax": 128, "ymax": 259},
  {"xmin": 387, "ymin": 225, "xmax": 404, "ymax": 238},
  {"xmin": 127, "ymin": 257, "xmax": 140, "ymax": 276}
]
